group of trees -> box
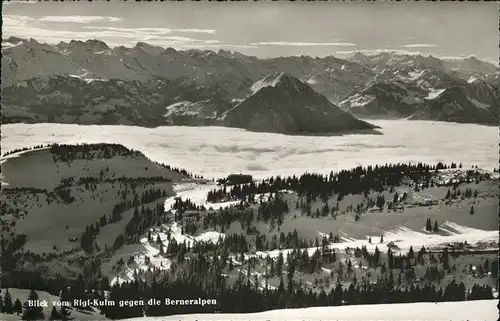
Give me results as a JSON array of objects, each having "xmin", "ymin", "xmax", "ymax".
[
  {"xmin": 171, "ymin": 197, "xmax": 206, "ymax": 213},
  {"xmin": 3, "ymin": 148, "xmax": 497, "ymax": 320},
  {"xmin": 154, "ymin": 161, "xmax": 200, "ymax": 179},
  {"xmin": 425, "ymin": 218, "xmax": 440, "ymax": 232},
  {"xmin": 2, "ymin": 144, "xmax": 51, "ymax": 157},
  {"xmin": 0, "ymin": 288, "xmax": 70, "ymax": 321},
  {"xmin": 257, "ymin": 195, "xmax": 289, "ymax": 226},
  {"xmin": 444, "ymin": 187, "xmax": 479, "ymax": 201},
  {"xmin": 2, "ymin": 228, "xmax": 497, "ymax": 319},
  {"xmin": 3, "ymin": 269, "xmax": 493, "ymax": 320},
  {"xmin": 80, "ymin": 187, "xmax": 169, "ymax": 253},
  {"xmin": 206, "ymin": 162, "xmax": 475, "ymax": 205},
  {"xmin": 199, "ymin": 161, "xmax": 489, "ymax": 235},
  {"xmin": 125, "ymin": 203, "xmax": 168, "ymax": 244},
  {"xmin": 50, "ymin": 143, "xmax": 141, "ymax": 162},
  {"xmin": 87, "ymin": 250, "xmax": 496, "ymax": 318},
  {"xmin": 0, "ymin": 288, "xmax": 22, "ymax": 316}
]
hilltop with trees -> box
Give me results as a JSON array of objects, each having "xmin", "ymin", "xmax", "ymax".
[{"xmin": 1, "ymin": 145, "xmax": 497, "ymax": 319}]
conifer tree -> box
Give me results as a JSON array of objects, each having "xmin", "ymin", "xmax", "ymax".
[
  {"xmin": 277, "ymin": 251, "xmax": 284, "ymax": 276},
  {"xmin": 59, "ymin": 305, "xmax": 71, "ymax": 321},
  {"xmin": 408, "ymin": 246, "xmax": 414, "ymax": 259},
  {"xmin": 433, "ymin": 220, "xmax": 439, "ymax": 232},
  {"xmin": 425, "ymin": 218, "xmax": 432, "ymax": 232},
  {"xmin": 22, "ymin": 290, "xmax": 45, "ymax": 321},
  {"xmin": 49, "ymin": 306, "xmax": 62, "ymax": 320},
  {"xmin": 59, "ymin": 287, "xmax": 71, "ymax": 304},
  {"xmin": 3, "ymin": 288, "xmax": 14, "ymax": 314},
  {"xmin": 393, "ymin": 192, "xmax": 399, "ymax": 204},
  {"xmin": 13, "ymin": 298, "xmax": 22, "ymax": 315}
]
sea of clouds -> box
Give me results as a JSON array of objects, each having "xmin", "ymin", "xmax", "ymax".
[{"xmin": 1, "ymin": 120, "xmax": 497, "ymax": 180}]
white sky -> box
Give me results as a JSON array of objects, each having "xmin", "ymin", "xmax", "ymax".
[{"xmin": 2, "ymin": 1, "xmax": 499, "ymax": 61}]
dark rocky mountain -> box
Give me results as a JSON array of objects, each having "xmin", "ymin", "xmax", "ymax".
[
  {"xmin": 2, "ymin": 72, "xmax": 377, "ymax": 135},
  {"xmin": 338, "ymin": 62, "xmax": 500, "ymax": 125},
  {"xmin": 1, "ymin": 75, "xmax": 232, "ymax": 126},
  {"xmin": 2, "ymin": 37, "xmax": 499, "ymax": 128},
  {"xmin": 410, "ymin": 80, "xmax": 500, "ymax": 125},
  {"xmin": 339, "ymin": 81, "xmax": 428, "ymax": 119},
  {"xmin": 222, "ymin": 73, "xmax": 377, "ymax": 134}
]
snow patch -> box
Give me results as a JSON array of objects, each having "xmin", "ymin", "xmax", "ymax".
[
  {"xmin": 467, "ymin": 76, "xmax": 478, "ymax": 84},
  {"xmin": 164, "ymin": 182, "xmax": 241, "ymax": 213},
  {"xmin": 425, "ymin": 88, "xmax": 446, "ymax": 100},
  {"xmin": 306, "ymin": 76, "xmax": 318, "ymax": 85},
  {"xmin": 83, "ymin": 78, "xmax": 108, "ymax": 84},
  {"xmin": 250, "ymin": 72, "xmax": 284, "ymax": 94},
  {"xmin": 164, "ymin": 101, "xmax": 199, "ymax": 117},
  {"xmin": 111, "ymin": 220, "xmax": 225, "ymax": 286},
  {"xmin": 68, "ymin": 70, "xmax": 89, "ymax": 79},
  {"xmin": 341, "ymin": 94, "xmax": 375, "ymax": 108},
  {"xmin": 408, "ymin": 69, "xmax": 425, "ymax": 81},
  {"xmin": 254, "ymin": 222, "xmax": 497, "ymax": 259},
  {"xmin": 467, "ymin": 98, "xmax": 490, "ymax": 110}
]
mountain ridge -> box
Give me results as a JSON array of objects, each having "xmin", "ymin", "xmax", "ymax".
[{"xmin": 2, "ymin": 37, "xmax": 499, "ymax": 127}]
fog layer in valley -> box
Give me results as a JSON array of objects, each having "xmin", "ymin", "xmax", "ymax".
[{"xmin": 1, "ymin": 120, "xmax": 496, "ymax": 179}]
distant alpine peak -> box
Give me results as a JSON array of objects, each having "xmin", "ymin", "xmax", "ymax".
[
  {"xmin": 134, "ymin": 41, "xmax": 160, "ymax": 50},
  {"xmin": 67, "ymin": 39, "xmax": 109, "ymax": 49},
  {"xmin": 5, "ymin": 36, "xmax": 26, "ymax": 45}
]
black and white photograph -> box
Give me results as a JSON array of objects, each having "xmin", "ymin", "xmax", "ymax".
[{"xmin": 1, "ymin": 1, "xmax": 499, "ymax": 320}]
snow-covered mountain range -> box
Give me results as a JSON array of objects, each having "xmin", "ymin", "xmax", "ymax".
[
  {"xmin": 2, "ymin": 37, "xmax": 499, "ymax": 128},
  {"xmin": 339, "ymin": 63, "xmax": 500, "ymax": 124}
]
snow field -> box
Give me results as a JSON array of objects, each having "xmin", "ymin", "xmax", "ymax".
[{"xmin": 121, "ymin": 299, "xmax": 498, "ymax": 321}]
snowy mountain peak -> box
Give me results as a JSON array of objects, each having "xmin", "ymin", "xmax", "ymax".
[
  {"xmin": 250, "ymin": 72, "xmax": 284, "ymax": 93},
  {"xmin": 26, "ymin": 38, "xmax": 40, "ymax": 45},
  {"xmin": 84, "ymin": 39, "xmax": 110, "ymax": 50},
  {"xmin": 250, "ymin": 72, "xmax": 304, "ymax": 95},
  {"xmin": 133, "ymin": 42, "xmax": 164, "ymax": 55},
  {"xmin": 164, "ymin": 47, "xmax": 177, "ymax": 54},
  {"xmin": 3, "ymin": 36, "xmax": 25, "ymax": 46}
]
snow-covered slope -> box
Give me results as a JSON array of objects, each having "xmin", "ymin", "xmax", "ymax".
[
  {"xmin": 121, "ymin": 299, "xmax": 498, "ymax": 321},
  {"xmin": 339, "ymin": 80, "xmax": 427, "ymax": 118},
  {"xmin": 250, "ymin": 218, "xmax": 498, "ymax": 260},
  {"xmin": 410, "ymin": 81, "xmax": 500, "ymax": 125},
  {"xmin": 110, "ymin": 182, "xmax": 237, "ymax": 285},
  {"xmin": 339, "ymin": 64, "xmax": 499, "ymax": 124},
  {"xmin": 349, "ymin": 51, "xmax": 498, "ymax": 76},
  {"xmin": 110, "ymin": 177, "xmax": 497, "ymax": 287}
]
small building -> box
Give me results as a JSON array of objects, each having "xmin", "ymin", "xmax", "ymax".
[{"xmin": 219, "ymin": 174, "xmax": 253, "ymax": 186}]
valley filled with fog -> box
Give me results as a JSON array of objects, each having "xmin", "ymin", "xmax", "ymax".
[{"xmin": 2, "ymin": 119, "xmax": 496, "ymax": 179}]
